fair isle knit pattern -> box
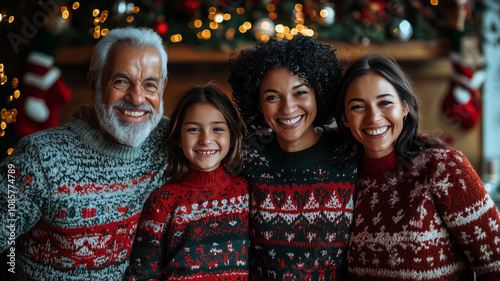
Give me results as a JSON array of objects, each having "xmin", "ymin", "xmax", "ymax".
[
  {"xmin": 125, "ymin": 166, "xmax": 250, "ymax": 281},
  {"xmin": 0, "ymin": 116, "xmax": 169, "ymax": 281},
  {"xmin": 243, "ymin": 127, "xmax": 359, "ymax": 281},
  {"xmin": 347, "ymin": 148, "xmax": 500, "ymax": 281}
]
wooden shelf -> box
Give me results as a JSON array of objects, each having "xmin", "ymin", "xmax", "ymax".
[{"xmin": 54, "ymin": 40, "xmax": 448, "ymax": 65}]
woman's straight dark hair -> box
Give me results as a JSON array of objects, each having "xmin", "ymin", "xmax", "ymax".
[{"xmin": 335, "ymin": 54, "xmax": 444, "ymax": 161}]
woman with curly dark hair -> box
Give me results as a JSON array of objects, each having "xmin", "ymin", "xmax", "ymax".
[{"xmin": 228, "ymin": 35, "xmax": 359, "ymax": 280}]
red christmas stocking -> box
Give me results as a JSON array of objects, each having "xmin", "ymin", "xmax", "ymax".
[
  {"xmin": 15, "ymin": 51, "xmax": 72, "ymax": 137},
  {"xmin": 441, "ymin": 52, "xmax": 485, "ymax": 130}
]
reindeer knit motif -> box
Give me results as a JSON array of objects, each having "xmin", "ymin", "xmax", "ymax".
[
  {"xmin": 125, "ymin": 166, "xmax": 250, "ymax": 280},
  {"xmin": 0, "ymin": 116, "xmax": 169, "ymax": 281},
  {"xmin": 243, "ymin": 127, "xmax": 359, "ymax": 281},
  {"xmin": 347, "ymin": 148, "xmax": 500, "ymax": 281}
]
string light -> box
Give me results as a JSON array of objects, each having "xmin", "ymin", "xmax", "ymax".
[{"xmin": 0, "ymin": 63, "xmax": 19, "ymax": 152}]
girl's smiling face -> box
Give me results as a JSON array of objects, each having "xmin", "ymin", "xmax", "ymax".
[
  {"xmin": 343, "ymin": 72, "xmax": 408, "ymax": 159},
  {"xmin": 179, "ymin": 102, "xmax": 231, "ymax": 172}
]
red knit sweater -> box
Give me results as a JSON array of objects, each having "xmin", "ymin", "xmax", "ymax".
[
  {"xmin": 347, "ymin": 148, "xmax": 500, "ymax": 280},
  {"xmin": 125, "ymin": 167, "xmax": 250, "ymax": 281}
]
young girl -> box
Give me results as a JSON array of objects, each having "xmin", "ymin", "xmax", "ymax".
[
  {"xmin": 125, "ymin": 84, "xmax": 249, "ymax": 280},
  {"xmin": 334, "ymin": 54, "xmax": 500, "ymax": 280}
]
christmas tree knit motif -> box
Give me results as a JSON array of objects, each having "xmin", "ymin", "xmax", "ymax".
[{"xmin": 244, "ymin": 127, "xmax": 359, "ymax": 281}]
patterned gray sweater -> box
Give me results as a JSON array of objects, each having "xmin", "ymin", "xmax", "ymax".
[{"xmin": 0, "ymin": 116, "xmax": 169, "ymax": 281}]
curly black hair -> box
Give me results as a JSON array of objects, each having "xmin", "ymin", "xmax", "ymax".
[{"xmin": 228, "ymin": 35, "xmax": 343, "ymax": 129}]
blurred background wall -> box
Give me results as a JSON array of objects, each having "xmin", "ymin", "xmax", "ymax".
[{"xmin": 0, "ymin": 0, "xmax": 498, "ymax": 201}]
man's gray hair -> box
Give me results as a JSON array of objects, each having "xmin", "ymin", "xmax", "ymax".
[{"xmin": 89, "ymin": 27, "xmax": 168, "ymax": 90}]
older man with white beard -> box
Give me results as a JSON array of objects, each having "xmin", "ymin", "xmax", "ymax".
[{"xmin": 0, "ymin": 27, "xmax": 169, "ymax": 281}]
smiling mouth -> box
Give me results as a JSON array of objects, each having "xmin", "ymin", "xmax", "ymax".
[
  {"xmin": 278, "ymin": 116, "xmax": 302, "ymax": 126},
  {"xmin": 196, "ymin": 150, "xmax": 217, "ymax": 155},
  {"xmin": 364, "ymin": 126, "xmax": 389, "ymax": 136},
  {"xmin": 123, "ymin": 110, "xmax": 147, "ymax": 117}
]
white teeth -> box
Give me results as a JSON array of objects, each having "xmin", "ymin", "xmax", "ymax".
[
  {"xmin": 197, "ymin": 150, "xmax": 216, "ymax": 155},
  {"xmin": 279, "ymin": 116, "xmax": 302, "ymax": 126},
  {"xmin": 124, "ymin": 110, "xmax": 146, "ymax": 117},
  {"xmin": 365, "ymin": 126, "xmax": 389, "ymax": 136}
]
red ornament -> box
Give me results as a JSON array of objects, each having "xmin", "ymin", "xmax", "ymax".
[{"xmin": 152, "ymin": 21, "xmax": 168, "ymax": 37}]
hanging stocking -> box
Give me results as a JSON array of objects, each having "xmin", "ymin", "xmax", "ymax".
[
  {"xmin": 441, "ymin": 52, "xmax": 485, "ymax": 130},
  {"xmin": 15, "ymin": 51, "xmax": 72, "ymax": 137}
]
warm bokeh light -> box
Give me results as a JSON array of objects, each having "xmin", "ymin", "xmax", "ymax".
[
  {"xmin": 62, "ymin": 10, "xmax": 70, "ymax": 19},
  {"xmin": 266, "ymin": 4, "xmax": 275, "ymax": 12},
  {"xmin": 209, "ymin": 21, "xmax": 218, "ymax": 29},
  {"xmin": 101, "ymin": 28, "xmax": 109, "ymax": 36},
  {"xmin": 194, "ymin": 19, "xmax": 202, "ymax": 28},
  {"xmin": 430, "ymin": 0, "xmax": 439, "ymax": 5},
  {"xmin": 92, "ymin": 9, "xmax": 100, "ymax": 17},
  {"xmin": 7, "ymin": 148, "xmax": 14, "ymax": 155},
  {"xmin": 215, "ymin": 13, "xmax": 224, "ymax": 23},
  {"xmin": 8, "ymin": 16, "xmax": 14, "ymax": 23},
  {"xmin": 11, "ymin": 78, "xmax": 18, "ymax": 88},
  {"xmin": 72, "ymin": 2, "xmax": 80, "ymax": 10},
  {"xmin": 275, "ymin": 24, "xmax": 285, "ymax": 33},
  {"xmin": 132, "ymin": 6, "xmax": 140, "ymax": 14},
  {"xmin": 225, "ymin": 28, "xmax": 235, "ymax": 40},
  {"xmin": 127, "ymin": 15, "xmax": 134, "ymax": 22},
  {"xmin": 201, "ymin": 29, "xmax": 211, "ymax": 39},
  {"xmin": 13, "ymin": 90, "xmax": 20, "ymax": 99},
  {"xmin": 236, "ymin": 7, "xmax": 245, "ymax": 14},
  {"xmin": 171, "ymin": 34, "xmax": 183, "ymax": 43}
]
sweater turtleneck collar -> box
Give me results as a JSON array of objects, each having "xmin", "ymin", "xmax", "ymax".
[
  {"xmin": 183, "ymin": 166, "xmax": 231, "ymax": 188},
  {"xmin": 360, "ymin": 150, "xmax": 400, "ymax": 178}
]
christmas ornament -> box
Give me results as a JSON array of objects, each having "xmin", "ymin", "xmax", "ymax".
[
  {"xmin": 318, "ymin": 3, "xmax": 335, "ymax": 26},
  {"xmin": 389, "ymin": 18, "xmax": 413, "ymax": 41}
]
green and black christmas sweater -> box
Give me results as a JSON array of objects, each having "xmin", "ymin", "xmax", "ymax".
[{"xmin": 243, "ymin": 127, "xmax": 359, "ymax": 281}]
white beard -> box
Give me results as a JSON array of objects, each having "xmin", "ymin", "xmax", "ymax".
[{"xmin": 94, "ymin": 88, "xmax": 164, "ymax": 147}]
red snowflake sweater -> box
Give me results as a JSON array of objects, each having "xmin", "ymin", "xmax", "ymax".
[
  {"xmin": 125, "ymin": 166, "xmax": 250, "ymax": 281},
  {"xmin": 347, "ymin": 148, "xmax": 500, "ymax": 280}
]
